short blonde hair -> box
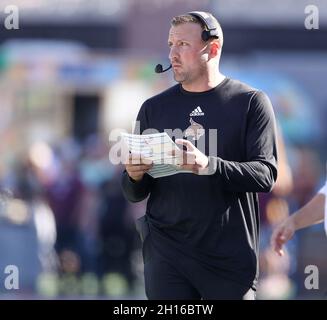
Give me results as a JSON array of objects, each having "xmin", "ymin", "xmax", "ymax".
[{"xmin": 171, "ymin": 13, "xmax": 223, "ymax": 47}]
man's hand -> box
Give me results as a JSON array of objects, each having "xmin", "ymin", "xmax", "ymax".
[
  {"xmin": 170, "ymin": 139, "xmax": 209, "ymax": 175},
  {"xmin": 270, "ymin": 217, "xmax": 295, "ymax": 257},
  {"xmin": 124, "ymin": 153, "xmax": 153, "ymax": 182}
]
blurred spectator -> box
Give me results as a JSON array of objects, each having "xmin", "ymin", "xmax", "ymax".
[
  {"xmin": 258, "ymin": 128, "xmax": 295, "ymax": 299},
  {"xmin": 44, "ymin": 153, "xmax": 85, "ymax": 274},
  {"xmin": 0, "ymin": 157, "xmax": 57, "ymax": 295},
  {"xmin": 97, "ymin": 165, "xmax": 138, "ymax": 291}
]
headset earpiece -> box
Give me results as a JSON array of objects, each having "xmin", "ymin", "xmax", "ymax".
[{"xmin": 201, "ymin": 30, "xmax": 211, "ymax": 42}]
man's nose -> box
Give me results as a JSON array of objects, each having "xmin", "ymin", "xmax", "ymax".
[{"xmin": 169, "ymin": 46, "xmax": 179, "ymax": 61}]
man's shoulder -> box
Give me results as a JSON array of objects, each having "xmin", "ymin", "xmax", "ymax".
[
  {"xmin": 225, "ymin": 78, "xmax": 260, "ymax": 96},
  {"xmin": 144, "ymin": 84, "xmax": 180, "ymax": 106},
  {"xmin": 226, "ymin": 79, "xmax": 274, "ymax": 117}
]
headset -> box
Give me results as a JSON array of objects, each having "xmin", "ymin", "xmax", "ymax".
[
  {"xmin": 188, "ymin": 11, "xmax": 219, "ymax": 42},
  {"xmin": 155, "ymin": 11, "xmax": 219, "ymax": 73}
]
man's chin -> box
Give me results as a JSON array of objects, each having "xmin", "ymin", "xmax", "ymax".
[{"xmin": 173, "ymin": 73, "xmax": 185, "ymax": 83}]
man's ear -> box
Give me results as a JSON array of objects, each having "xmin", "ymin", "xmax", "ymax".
[{"xmin": 209, "ymin": 41, "xmax": 220, "ymax": 58}]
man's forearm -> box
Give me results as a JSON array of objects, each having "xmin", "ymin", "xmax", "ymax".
[
  {"xmin": 208, "ymin": 156, "xmax": 277, "ymax": 193},
  {"xmin": 291, "ymin": 193, "xmax": 325, "ymax": 231},
  {"xmin": 121, "ymin": 170, "xmax": 152, "ymax": 202}
]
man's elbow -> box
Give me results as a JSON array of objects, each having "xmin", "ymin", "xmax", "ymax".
[
  {"xmin": 260, "ymin": 165, "xmax": 277, "ymax": 193},
  {"xmin": 126, "ymin": 194, "xmax": 148, "ymax": 203},
  {"xmin": 261, "ymin": 179, "xmax": 275, "ymax": 193},
  {"xmin": 121, "ymin": 187, "xmax": 148, "ymax": 203}
]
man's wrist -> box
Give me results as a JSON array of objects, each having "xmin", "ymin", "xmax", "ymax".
[
  {"xmin": 288, "ymin": 214, "xmax": 298, "ymax": 231},
  {"xmin": 198, "ymin": 156, "xmax": 217, "ymax": 175},
  {"xmin": 206, "ymin": 156, "xmax": 218, "ymax": 175},
  {"xmin": 129, "ymin": 175, "xmax": 143, "ymax": 183}
]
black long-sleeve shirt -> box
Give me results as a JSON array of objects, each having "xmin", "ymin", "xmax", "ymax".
[{"xmin": 121, "ymin": 77, "xmax": 278, "ymax": 289}]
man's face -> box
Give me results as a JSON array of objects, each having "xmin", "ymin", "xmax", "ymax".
[{"xmin": 168, "ymin": 23, "xmax": 207, "ymax": 84}]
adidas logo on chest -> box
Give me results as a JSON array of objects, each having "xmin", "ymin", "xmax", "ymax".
[{"xmin": 190, "ymin": 106, "xmax": 204, "ymax": 116}]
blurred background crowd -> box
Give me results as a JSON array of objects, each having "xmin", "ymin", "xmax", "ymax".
[{"xmin": 0, "ymin": 0, "xmax": 326, "ymax": 299}]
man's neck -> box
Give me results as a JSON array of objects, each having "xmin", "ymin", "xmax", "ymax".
[{"xmin": 181, "ymin": 72, "xmax": 226, "ymax": 93}]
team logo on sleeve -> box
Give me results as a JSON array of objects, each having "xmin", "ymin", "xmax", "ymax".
[{"xmin": 184, "ymin": 118, "xmax": 205, "ymax": 141}]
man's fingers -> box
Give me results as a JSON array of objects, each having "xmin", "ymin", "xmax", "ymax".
[
  {"xmin": 127, "ymin": 153, "xmax": 153, "ymax": 165},
  {"xmin": 175, "ymin": 151, "xmax": 196, "ymax": 165},
  {"xmin": 167, "ymin": 149, "xmax": 196, "ymax": 165},
  {"xmin": 271, "ymin": 229, "xmax": 284, "ymax": 255},
  {"xmin": 271, "ymin": 225, "xmax": 293, "ymax": 257},
  {"xmin": 279, "ymin": 235, "xmax": 287, "ymax": 241},
  {"xmin": 167, "ymin": 147, "xmax": 182, "ymax": 157},
  {"xmin": 277, "ymin": 248, "xmax": 284, "ymax": 257},
  {"xmin": 178, "ymin": 163, "xmax": 200, "ymax": 173},
  {"xmin": 273, "ymin": 241, "xmax": 284, "ymax": 257},
  {"xmin": 275, "ymin": 235, "xmax": 285, "ymax": 256},
  {"xmin": 141, "ymin": 158, "xmax": 153, "ymax": 165},
  {"xmin": 274, "ymin": 238, "xmax": 284, "ymax": 255},
  {"xmin": 126, "ymin": 164, "xmax": 153, "ymax": 172},
  {"xmin": 175, "ymin": 139, "xmax": 195, "ymax": 151},
  {"xmin": 127, "ymin": 166, "xmax": 152, "ymax": 181}
]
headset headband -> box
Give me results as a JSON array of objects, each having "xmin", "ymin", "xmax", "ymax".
[{"xmin": 188, "ymin": 11, "xmax": 219, "ymax": 41}]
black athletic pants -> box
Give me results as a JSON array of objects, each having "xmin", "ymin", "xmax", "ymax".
[{"xmin": 143, "ymin": 235, "xmax": 255, "ymax": 300}]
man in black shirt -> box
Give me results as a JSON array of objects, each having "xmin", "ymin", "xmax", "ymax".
[{"xmin": 121, "ymin": 11, "xmax": 278, "ymax": 299}]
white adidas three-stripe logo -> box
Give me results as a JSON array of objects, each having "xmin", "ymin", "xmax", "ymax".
[{"xmin": 190, "ymin": 106, "xmax": 204, "ymax": 116}]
